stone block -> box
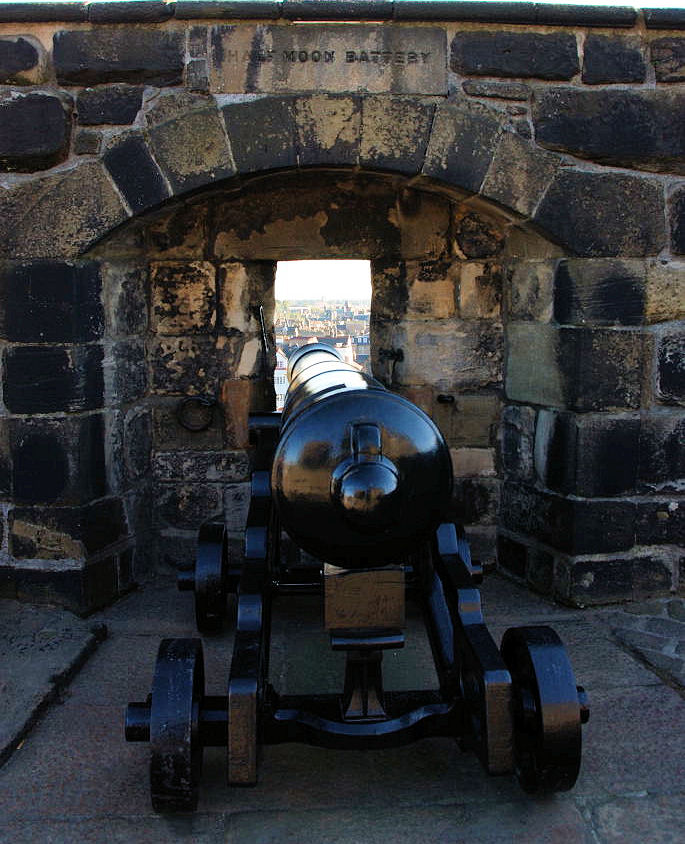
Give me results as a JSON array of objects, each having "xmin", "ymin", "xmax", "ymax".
[
  {"xmin": 533, "ymin": 88, "xmax": 685, "ymax": 174},
  {"xmin": 53, "ymin": 28, "xmax": 184, "ymax": 86},
  {"xmin": 220, "ymin": 378, "xmax": 252, "ymax": 449},
  {"xmin": 152, "ymin": 450, "xmax": 250, "ymax": 483},
  {"xmin": 146, "ymin": 94, "xmax": 235, "ymax": 194},
  {"xmin": 224, "ymin": 481, "xmax": 251, "ymax": 534},
  {"xmin": 432, "ymin": 392, "xmax": 500, "ymax": 449},
  {"xmin": 668, "ymin": 184, "xmax": 685, "ymax": 255},
  {"xmin": 453, "ymin": 210, "xmax": 505, "ymax": 259},
  {"xmin": 219, "ymin": 261, "xmax": 275, "ymax": 334},
  {"xmin": 3, "ymin": 344, "xmax": 104, "ymax": 414},
  {"xmin": 505, "ymin": 260, "xmax": 556, "ymax": 322},
  {"xmin": 0, "ymin": 36, "xmax": 43, "ymax": 84},
  {"xmin": 155, "ymin": 483, "xmax": 222, "ymax": 530},
  {"xmin": 152, "ymin": 399, "xmax": 224, "ymax": 451},
  {"xmin": 0, "ymin": 161, "xmax": 128, "ymax": 260},
  {"xmin": 533, "ymin": 170, "xmax": 664, "ymax": 257},
  {"xmin": 639, "ymin": 413, "xmax": 685, "ymax": 490},
  {"xmin": 650, "ymin": 37, "xmax": 685, "ymax": 82},
  {"xmin": 423, "ymin": 100, "xmax": 502, "ymax": 194},
  {"xmin": 397, "ymin": 189, "xmax": 451, "ymax": 260},
  {"xmin": 497, "ymin": 533, "xmax": 527, "ymax": 580},
  {"xmin": 0, "ymin": 261, "xmax": 103, "ymax": 343},
  {"xmin": 0, "ymin": 92, "xmax": 71, "ymax": 172},
  {"xmin": 656, "ymin": 330, "xmax": 685, "ymax": 405},
  {"xmin": 645, "ymin": 263, "xmax": 685, "ymax": 324},
  {"xmin": 76, "ymin": 85, "xmax": 143, "ymax": 125},
  {"xmin": 221, "ymin": 96, "xmax": 297, "ymax": 175},
  {"xmin": 500, "ymin": 404, "xmax": 536, "ymax": 481},
  {"xmin": 295, "ymin": 95, "xmax": 361, "ymax": 167},
  {"xmin": 458, "ymin": 262, "xmax": 502, "ymax": 319},
  {"xmin": 101, "ymin": 262, "xmax": 148, "ymax": 337},
  {"xmin": 360, "ymin": 96, "xmax": 433, "ymax": 174},
  {"xmin": 370, "ymin": 260, "xmax": 408, "ymax": 320},
  {"xmin": 582, "ymin": 35, "xmax": 646, "ymax": 84},
  {"xmin": 108, "ymin": 407, "xmax": 152, "ymax": 494},
  {"xmin": 405, "ymin": 259, "xmax": 458, "ymax": 319},
  {"xmin": 534, "ymin": 410, "xmax": 640, "ymax": 497},
  {"xmin": 103, "ymin": 134, "xmax": 170, "ymax": 215},
  {"xmin": 146, "ymin": 204, "xmax": 207, "ymax": 259},
  {"xmin": 151, "ymin": 261, "xmax": 216, "ymax": 335},
  {"xmin": 527, "ymin": 547, "xmax": 555, "ymax": 595},
  {"xmin": 73, "ymin": 129, "xmax": 101, "ymax": 156},
  {"xmin": 149, "ymin": 335, "xmax": 243, "ymax": 396},
  {"xmin": 553, "ymin": 259, "xmax": 646, "ymax": 326},
  {"xmin": 450, "ymin": 447, "xmax": 496, "ymax": 477},
  {"xmin": 106, "ymin": 340, "xmax": 147, "ymax": 405},
  {"xmin": 462, "ymin": 80, "xmax": 530, "ymax": 100},
  {"xmin": 506, "ymin": 324, "xmax": 644, "ymax": 411},
  {"xmin": 501, "ymin": 481, "xmax": 636, "ymax": 554},
  {"xmin": 481, "ymin": 132, "xmax": 559, "ymax": 219},
  {"xmin": 87, "ymin": 0, "xmax": 173, "ymax": 23},
  {"xmin": 9, "ymin": 414, "xmax": 106, "ymax": 506},
  {"xmin": 451, "ymin": 31, "xmax": 579, "ymax": 80}
]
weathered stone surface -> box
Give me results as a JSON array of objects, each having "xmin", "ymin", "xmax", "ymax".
[
  {"xmin": 497, "ymin": 533, "xmax": 528, "ymax": 580},
  {"xmin": 462, "ymin": 80, "xmax": 530, "ymax": 100},
  {"xmin": 639, "ymin": 413, "xmax": 685, "ymax": 490},
  {"xmin": 146, "ymin": 203, "xmax": 207, "ymax": 259},
  {"xmin": 53, "ymin": 28, "xmax": 184, "ymax": 86},
  {"xmin": 454, "ymin": 210, "xmax": 505, "ymax": 258},
  {"xmin": 656, "ymin": 330, "xmax": 685, "ymax": 405},
  {"xmin": 582, "ymin": 35, "xmax": 646, "ymax": 84},
  {"xmin": 0, "ymin": 161, "xmax": 128, "ymax": 260},
  {"xmin": 481, "ymin": 132, "xmax": 558, "ymax": 218},
  {"xmin": 296, "ymin": 95, "xmax": 360, "ymax": 167},
  {"xmin": 0, "ymin": 36, "xmax": 42, "ymax": 84},
  {"xmin": 650, "ymin": 37, "xmax": 685, "ymax": 82},
  {"xmin": 9, "ymin": 415, "xmax": 105, "ymax": 506},
  {"xmin": 450, "ymin": 447, "xmax": 496, "ymax": 477},
  {"xmin": 396, "ymin": 189, "xmax": 450, "ymax": 260},
  {"xmin": 76, "ymin": 85, "xmax": 143, "ymax": 125},
  {"xmin": 558, "ymin": 551, "xmax": 672, "ymax": 605},
  {"xmin": 222, "ymin": 96, "xmax": 297, "ymax": 174},
  {"xmin": 451, "ymin": 31, "xmax": 579, "ymax": 80},
  {"xmin": 3, "ymin": 344, "xmax": 104, "ymax": 414},
  {"xmin": 209, "ymin": 24, "xmax": 447, "ymax": 94},
  {"xmin": 432, "ymin": 393, "xmax": 500, "ymax": 449},
  {"xmin": 423, "ymin": 101, "xmax": 502, "ymax": 193},
  {"xmin": 506, "ymin": 323, "xmax": 644, "ymax": 411},
  {"xmin": 149, "ymin": 335, "xmax": 243, "ymax": 395},
  {"xmin": 405, "ymin": 259, "xmax": 458, "ymax": 319},
  {"xmin": 669, "ymin": 184, "xmax": 685, "ymax": 255},
  {"xmin": 500, "ymin": 404, "xmax": 536, "ymax": 482},
  {"xmin": 101, "ymin": 262, "xmax": 148, "ymax": 337},
  {"xmin": 155, "ymin": 483, "xmax": 222, "ymax": 530},
  {"xmin": 534, "ymin": 170, "xmax": 664, "ymax": 257},
  {"xmin": 533, "ymin": 88, "xmax": 685, "ymax": 174},
  {"xmin": 0, "ymin": 261, "xmax": 103, "ymax": 343},
  {"xmin": 0, "ymin": 93, "xmax": 71, "ymax": 172},
  {"xmin": 146, "ymin": 94, "xmax": 235, "ymax": 194},
  {"xmin": 505, "ymin": 260, "xmax": 556, "ymax": 322},
  {"xmin": 636, "ymin": 499, "xmax": 685, "ymax": 545},
  {"xmin": 452, "ymin": 476, "xmax": 500, "ymax": 525},
  {"xmin": 152, "ymin": 399, "xmax": 224, "ymax": 451},
  {"xmin": 107, "ymin": 340, "xmax": 147, "ymax": 405},
  {"xmin": 534, "ymin": 410, "xmax": 640, "ymax": 497},
  {"xmin": 103, "ymin": 134, "xmax": 170, "ymax": 215},
  {"xmin": 646, "ymin": 262, "xmax": 685, "ymax": 324},
  {"xmin": 107, "ymin": 407, "xmax": 152, "ymax": 493},
  {"xmin": 219, "ymin": 260, "xmax": 275, "ymax": 334},
  {"xmin": 87, "ymin": 0, "xmax": 173, "ymax": 23},
  {"xmin": 458, "ymin": 262, "xmax": 502, "ymax": 319},
  {"xmin": 553, "ymin": 259, "xmax": 646, "ymax": 326},
  {"xmin": 73, "ymin": 129, "xmax": 101, "ymax": 156},
  {"xmin": 360, "ymin": 96, "xmax": 432, "ymax": 174},
  {"xmin": 151, "ymin": 261, "xmax": 216, "ymax": 335},
  {"xmin": 152, "ymin": 450, "xmax": 250, "ymax": 483}
]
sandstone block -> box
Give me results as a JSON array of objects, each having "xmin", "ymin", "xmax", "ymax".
[
  {"xmin": 651, "ymin": 37, "xmax": 685, "ymax": 82},
  {"xmin": 152, "ymin": 450, "xmax": 250, "ymax": 483},
  {"xmin": 147, "ymin": 204, "xmax": 207, "ymax": 259},
  {"xmin": 656, "ymin": 330, "xmax": 685, "ymax": 405},
  {"xmin": 397, "ymin": 189, "xmax": 451, "ymax": 260},
  {"xmin": 0, "ymin": 92, "xmax": 71, "ymax": 172},
  {"xmin": 639, "ymin": 413, "xmax": 685, "ymax": 490},
  {"xmin": 405, "ymin": 259, "xmax": 458, "ymax": 319},
  {"xmin": 371, "ymin": 260, "xmax": 408, "ymax": 320},
  {"xmin": 582, "ymin": 35, "xmax": 646, "ymax": 84},
  {"xmin": 102, "ymin": 262, "xmax": 148, "ymax": 337},
  {"xmin": 500, "ymin": 404, "xmax": 536, "ymax": 481},
  {"xmin": 669, "ymin": 185, "xmax": 685, "ymax": 255},
  {"xmin": 553, "ymin": 259, "xmax": 646, "ymax": 326},
  {"xmin": 0, "ymin": 36, "xmax": 43, "ymax": 84},
  {"xmin": 76, "ymin": 85, "xmax": 143, "ymax": 125},
  {"xmin": 450, "ymin": 447, "xmax": 496, "ymax": 477},
  {"xmin": 453, "ymin": 210, "xmax": 505, "ymax": 259},
  {"xmin": 459, "ymin": 262, "xmax": 502, "ymax": 319},
  {"xmin": 506, "ymin": 260, "xmax": 556, "ymax": 322},
  {"xmin": 53, "ymin": 28, "xmax": 184, "ymax": 86},
  {"xmin": 149, "ymin": 335, "xmax": 243, "ymax": 396},
  {"xmin": 451, "ymin": 31, "xmax": 578, "ymax": 80},
  {"xmin": 73, "ymin": 129, "xmax": 101, "ymax": 156},
  {"xmin": 103, "ymin": 133, "xmax": 170, "ymax": 215},
  {"xmin": 0, "ymin": 161, "xmax": 128, "ymax": 260},
  {"xmin": 295, "ymin": 94, "xmax": 360, "ymax": 167},
  {"xmin": 646, "ymin": 263, "xmax": 685, "ymax": 324},
  {"xmin": 533, "ymin": 170, "xmax": 664, "ymax": 257},
  {"xmin": 151, "ymin": 261, "xmax": 216, "ymax": 335},
  {"xmin": 221, "ymin": 96, "xmax": 297, "ymax": 175},
  {"xmin": 155, "ymin": 483, "xmax": 222, "ymax": 530},
  {"xmin": 462, "ymin": 80, "xmax": 530, "ymax": 100},
  {"xmin": 107, "ymin": 340, "xmax": 147, "ymax": 405},
  {"xmin": 360, "ymin": 96, "xmax": 433, "ymax": 174},
  {"xmin": 152, "ymin": 399, "xmax": 224, "ymax": 451},
  {"xmin": 432, "ymin": 393, "xmax": 500, "ymax": 449}
]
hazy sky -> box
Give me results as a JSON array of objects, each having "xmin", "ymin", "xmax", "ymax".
[{"xmin": 276, "ymin": 260, "xmax": 372, "ymax": 301}]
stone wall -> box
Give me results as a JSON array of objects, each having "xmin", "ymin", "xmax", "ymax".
[{"xmin": 0, "ymin": 1, "xmax": 683, "ymax": 612}]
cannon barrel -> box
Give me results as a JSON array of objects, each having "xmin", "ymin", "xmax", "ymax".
[{"xmin": 271, "ymin": 343, "xmax": 453, "ymax": 568}]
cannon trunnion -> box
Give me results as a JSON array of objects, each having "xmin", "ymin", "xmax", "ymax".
[{"xmin": 126, "ymin": 345, "xmax": 589, "ymax": 811}]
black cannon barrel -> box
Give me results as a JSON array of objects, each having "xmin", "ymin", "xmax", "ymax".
[{"xmin": 271, "ymin": 344, "xmax": 453, "ymax": 568}]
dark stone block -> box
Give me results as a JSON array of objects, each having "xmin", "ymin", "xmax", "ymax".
[
  {"xmin": 462, "ymin": 80, "xmax": 530, "ymax": 100},
  {"xmin": 645, "ymin": 9, "xmax": 685, "ymax": 30},
  {"xmin": 553, "ymin": 259, "xmax": 645, "ymax": 326},
  {"xmin": 10, "ymin": 414, "xmax": 106, "ymax": 506},
  {"xmin": 450, "ymin": 31, "xmax": 579, "ymax": 80},
  {"xmin": 176, "ymin": 1, "xmax": 283, "ymax": 18},
  {"xmin": 0, "ymin": 36, "xmax": 39, "ymax": 81},
  {"xmin": 152, "ymin": 450, "xmax": 250, "ymax": 483},
  {"xmin": 452, "ymin": 477, "xmax": 500, "ymax": 525},
  {"xmin": 423, "ymin": 101, "xmax": 501, "ymax": 193},
  {"xmin": 533, "ymin": 170, "xmax": 664, "ymax": 257},
  {"xmin": 73, "ymin": 129, "xmax": 101, "ymax": 156},
  {"xmin": 221, "ymin": 97, "xmax": 297, "ymax": 174},
  {"xmin": 639, "ymin": 413, "xmax": 685, "ymax": 489},
  {"xmin": 155, "ymin": 483, "xmax": 222, "ymax": 530},
  {"xmin": 102, "ymin": 263, "xmax": 148, "ymax": 337},
  {"xmin": 651, "ymin": 38, "xmax": 685, "ymax": 82},
  {"xmin": 149, "ymin": 335, "xmax": 242, "ymax": 396},
  {"xmin": 527, "ymin": 547, "xmax": 554, "ymax": 595},
  {"xmin": 284, "ymin": 0, "xmax": 392, "ymax": 20},
  {"xmin": 0, "ymin": 3, "xmax": 87, "ymax": 22},
  {"xmin": 533, "ymin": 88, "xmax": 685, "ymax": 174},
  {"xmin": 0, "ymin": 92, "xmax": 70, "ymax": 172},
  {"xmin": 87, "ymin": 1, "xmax": 173, "ymax": 23},
  {"xmin": 103, "ymin": 134, "xmax": 170, "ymax": 215},
  {"xmin": 566, "ymin": 557, "xmax": 634, "ymax": 605},
  {"xmin": 636, "ymin": 500, "xmax": 685, "ymax": 545},
  {"xmin": 111, "ymin": 341, "xmax": 147, "ymax": 405},
  {"xmin": 657, "ymin": 331, "xmax": 685, "ymax": 404},
  {"xmin": 582, "ymin": 35, "xmax": 646, "ymax": 84},
  {"xmin": 670, "ymin": 185, "xmax": 685, "ymax": 255},
  {"xmin": 501, "ymin": 405, "xmax": 536, "ymax": 482},
  {"xmin": 53, "ymin": 28, "xmax": 184, "ymax": 86},
  {"xmin": 535, "ymin": 410, "xmax": 640, "ymax": 497},
  {"xmin": 497, "ymin": 533, "xmax": 527, "ymax": 579},
  {"xmin": 156, "ymin": 532, "xmax": 197, "ymax": 570},
  {"xmin": 76, "ymin": 85, "xmax": 143, "ymax": 125},
  {"xmin": 501, "ymin": 482, "xmax": 636, "ymax": 554},
  {"xmin": 3, "ymin": 344, "xmax": 104, "ymax": 413},
  {"xmin": 0, "ymin": 261, "xmax": 103, "ymax": 343}
]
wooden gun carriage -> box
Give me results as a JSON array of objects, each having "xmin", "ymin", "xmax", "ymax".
[{"xmin": 126, "ymin": 343, "xmax": 589, "ymax": 811}]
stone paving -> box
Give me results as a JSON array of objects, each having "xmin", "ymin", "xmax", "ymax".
[{"xmin": 0, "ymin": 574, "xmax": 684, "ymax": 843}]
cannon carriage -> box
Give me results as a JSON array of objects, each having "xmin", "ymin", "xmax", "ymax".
[{"xmin": 126, "ymin": 343, "xmax": 589, "ymax": 811}]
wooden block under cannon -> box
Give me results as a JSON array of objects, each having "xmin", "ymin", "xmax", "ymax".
[{"xmin": 324, "ymin": 563, "xmax": 405, "ymax": 631}]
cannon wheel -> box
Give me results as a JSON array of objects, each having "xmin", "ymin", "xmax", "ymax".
[
  {"xmin": 149, "ymin": 638, "xmax": 205, "ymax": 812},
  {"xmin": 501, "ymin": 626, "xmax": 582, "ymax": 794},
  {"xmin": 195, "ymin": 522, "xmax": 229, "ymax": 632}
]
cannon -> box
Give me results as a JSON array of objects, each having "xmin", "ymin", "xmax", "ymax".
[{"xmin": 126, "ymin": 343, "xmax": 589, "ymax": 811}]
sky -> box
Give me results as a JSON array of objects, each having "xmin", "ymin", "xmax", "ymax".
[{"xmin": 275, "ymin": 260, "xmax": 372, "ymax": 301}]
